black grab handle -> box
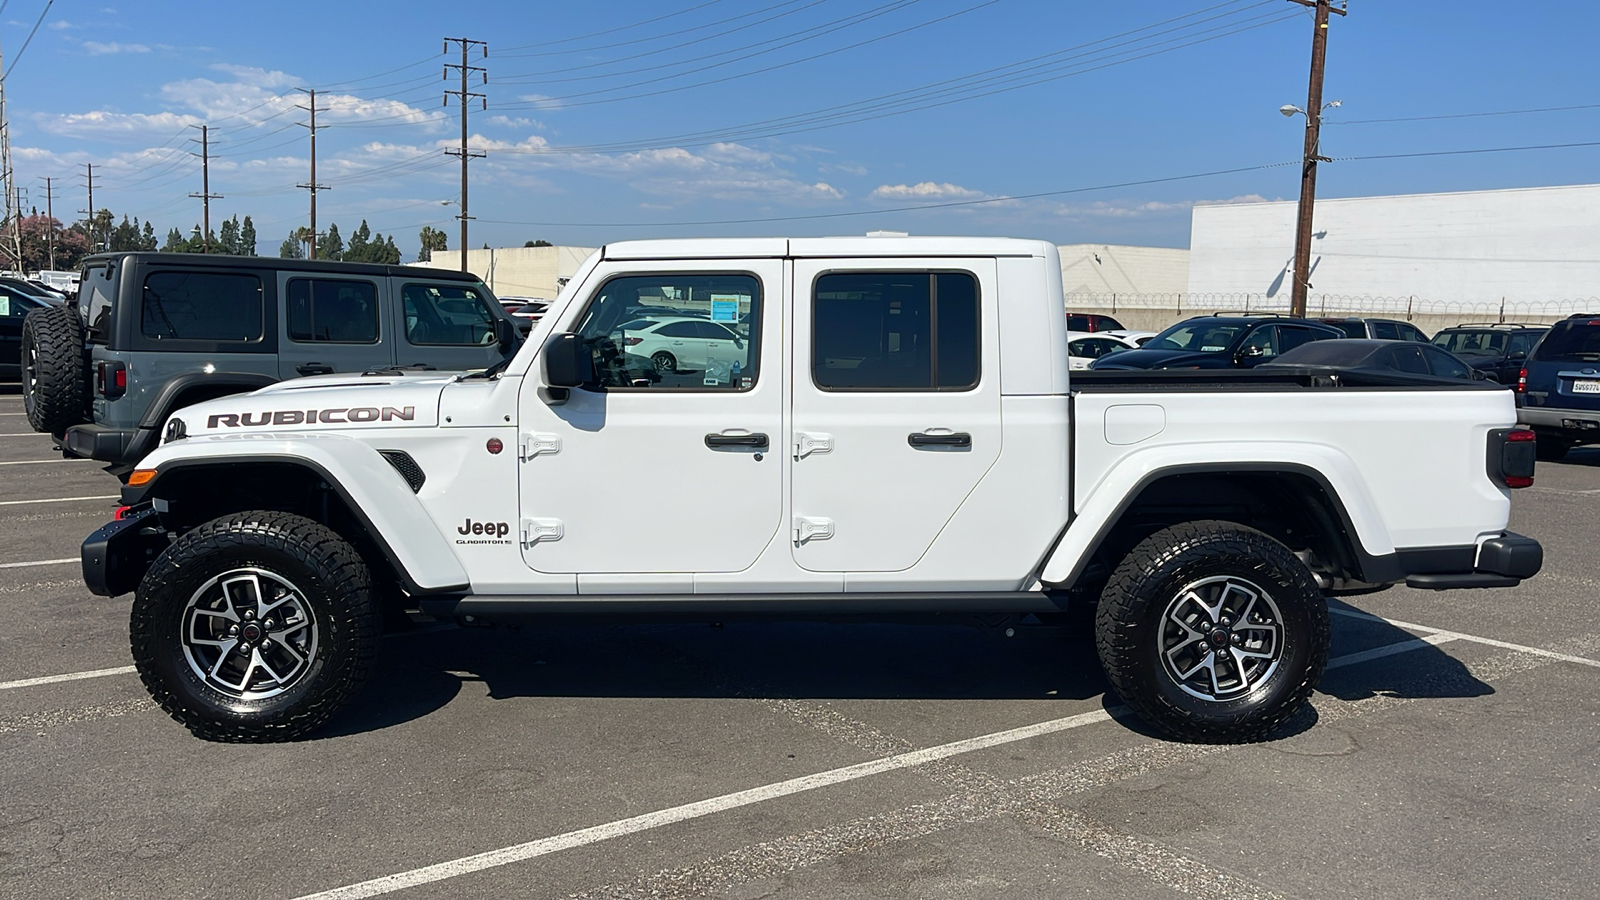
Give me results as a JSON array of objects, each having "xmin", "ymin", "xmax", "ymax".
[
  {"xmin": 908, "ymin": 432, "xmax": 972, "ymax": 448},
  {"xmin": 705, "ymin": 433, "xmax": 769, "ymax": 449}
]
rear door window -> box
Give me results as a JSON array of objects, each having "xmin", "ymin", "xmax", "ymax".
[
  {"xmin": 287, "ymin": 278, "xmax": 379, "ymax": 343},
  {"xmin": 812, "ymin": 271, "xmax": 979, "ymax": 390},
  {"xmin": 1370, "ymin": 321, "xmax": 1400, "ymax": 340},
  {"xmin": 1386, "ymin": 344, "xmax": 1430, "ymax": 374},
  {"xmin": 1422, "ymin": 346, "xmax": 1471, "ymax": 379},
  {"xmin": 1278, "ymin": 325, "xmax": 1327, "ymax": 353}
]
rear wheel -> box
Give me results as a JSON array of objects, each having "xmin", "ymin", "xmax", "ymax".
[
  {"xmin": 130, "ymin": 511, "xmax": 379, "ymax": 742},
  {"xmin": 20, "ymin": 303, "xmax": 89, "ymax": 434},
  {"xmin": 1095, "ymin": 520, "xmax": 1328, "ymax": 743},
  {"xmin": 651, "ymin": 351, "xmax": 677, "ymax": 373}
]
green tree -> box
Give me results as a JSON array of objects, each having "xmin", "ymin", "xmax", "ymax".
[
  {"xmin": 4, "ymin": 214, "xmax": 91, "ymax": 270},
  {"xmin": 317, "ymin": 223, "xmax": 343, "ymax": 261},
  {"xmin": 240, "ymin": 216, "xmax": 257, "ymax": 256},
  {"xmin": 279, "ymin": 227, "xmax": 310, "ymax": 259},
  {"xmin": 163, "ymin": 227, "xmax": 186, "ymax": 252},
  {"xmin": 345, "ymin": 219, "xmax": 372, "ymax": 261},
  {"xmin": 141, "ymin": 220, "xmax": 157, "ymax": 250},
  {"xmin": 524, "ymin": 239, "xmax": 552, "ymax": 248},
  {"xmin": 417, "ymin": 225, "xmax": 448, "ymax": 262},
  {"xmin": 219, "ymin": 216, "xmax": 241, "ymax": 255}
]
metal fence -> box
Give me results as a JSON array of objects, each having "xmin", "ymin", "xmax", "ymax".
[{"xmin": 1065, "ymin": 292, "xmax": 1600, "ymax": 323}]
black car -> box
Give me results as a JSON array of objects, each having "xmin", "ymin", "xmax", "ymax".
[
  {"xmin": 1087, "ymin": 314, "xmax": 1344, "ymax": 370},
  {"xmin": 1261, "ymin": 338, "xmax": 1490, "ymax": 385},
  {"xmin": 1430, "ymin": 323, "xmax": 1548, "ymax": 385},
  {"xmin": 1, "ymin": 291, "xmax": 51, "ymax": 379}
]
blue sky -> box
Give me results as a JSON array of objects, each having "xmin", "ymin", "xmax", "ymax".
[{"xmin": 6, "ymin": 1, "xmax": 1596, "ymax": 258}]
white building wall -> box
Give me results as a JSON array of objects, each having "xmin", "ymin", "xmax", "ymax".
[
  {"xmin": 1058, "ymin": 244, "xmax": 1189, "ymax": 296},
  {"xmin": 416, "ymin": 245, "xmax": 597, "ymax": 299},
  {"xmin": 1188, "ymin": 184, "xmax": 1600, "ymax": 310}
]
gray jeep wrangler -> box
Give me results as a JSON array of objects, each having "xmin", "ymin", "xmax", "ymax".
[{"xmin": 21, "ymin": 252, "xmax": 520, "ymax": 474}]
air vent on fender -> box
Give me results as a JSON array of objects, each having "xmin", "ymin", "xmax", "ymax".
[{"xmin": 379, "ymin": 450, "xmax": 426, "ymax": 492}]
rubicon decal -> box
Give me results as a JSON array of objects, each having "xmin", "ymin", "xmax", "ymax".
[
  {"xmin": 206, "ymin": 407, "xmax": 415, "ymax": 428},
  {"xmin": 456, "ymin": 518, "xmax": 512, "ymax": 546}
]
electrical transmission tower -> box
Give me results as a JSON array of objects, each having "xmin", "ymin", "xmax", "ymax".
[
  {"xmin": 295, "ymin": 88, "xmax": 330, "ymax": 259},
  {"xmin": 188, "ymin": 125, "xmax": 223, "ymax": 254},
  {"xmin": 444, "ymin": 37, "xmax": 487, "ymax": 272},
  {"xmin": 0, "ymin": 35, "xmax": 19, "ymax": 271}
]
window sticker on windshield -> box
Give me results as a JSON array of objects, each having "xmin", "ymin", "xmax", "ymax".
[
  {"xmin": 1201, "ymin": 345, "xmax": 1226, "ymax": 352},
  {"xmin": 709, "ymin": 294, "xmax": 743, "ymax": 323}
]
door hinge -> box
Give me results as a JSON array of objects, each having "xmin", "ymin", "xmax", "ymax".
[
  {"xmin": 521, "ymin": 518, "xmax": 564, "ymax": 546},
  {"xmin": 792, "ymin": 516, "xmax": 835, "ymax": 544},
  {"xmin": 793, "ymin": 432, "xmax": 834, "ymax": 460},
  {"xmin": 521, "ymin": 433, "xmax": 562, "ymax": 461}
]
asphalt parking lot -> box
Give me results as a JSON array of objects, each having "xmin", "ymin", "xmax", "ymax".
[{"xmin": 1, "ymin": 381, "xmax": 1597, "ymax": 900}]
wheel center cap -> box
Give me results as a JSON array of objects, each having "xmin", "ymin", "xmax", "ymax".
[
  {"xmin": 240, "ymin": 623, "xmax": 263, "ymax": 643},
  {"xmin": 1208, "ymin": 628, "xmax": 1231, "ymax": 648}
]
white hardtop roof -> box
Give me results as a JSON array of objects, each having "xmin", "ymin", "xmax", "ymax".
[{"xmin": 601, "ymin": 235, "xmax": 1054, "ymax": 261}]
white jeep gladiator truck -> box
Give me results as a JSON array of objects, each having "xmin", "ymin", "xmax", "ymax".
[{"xmin": 81, "ymin": 236, "xmax": 1543, "ymax": 743}]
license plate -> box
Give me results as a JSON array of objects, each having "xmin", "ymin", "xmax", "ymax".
[{"xmin": 1574, "ymin": 379, "xmax": 1600, "ymax": 394}]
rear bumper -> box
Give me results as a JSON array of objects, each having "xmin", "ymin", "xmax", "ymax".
[
  {"xmin": 1518, "ymin": 406, "xmax": 1600, "ymax": 434},
  {"xmin": 1401, "ymin": 532, "xmax": 1543, "ymax": 590}
]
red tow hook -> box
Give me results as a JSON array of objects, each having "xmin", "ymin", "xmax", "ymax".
[{"xmin": 113, "ymin": 505, "xmax": 132, "ymax": 520}]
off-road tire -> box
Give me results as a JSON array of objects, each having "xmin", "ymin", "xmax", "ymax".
[
  {"xmin": 1094, "ymin": 520, "xmax": 1328, "ymax": 743},
  {"xmin": 130, "ymin": 511, "xmax": 380, "ymax": 742},
  {"xmin": 20, "ymin": 303, "xmax": 89, "ymax": 434}
]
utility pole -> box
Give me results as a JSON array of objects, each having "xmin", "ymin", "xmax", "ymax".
[
  {"xmin": 0, "ymin": 34, "xmax": 19, "ymax": 272},
  {"xmin": 1286, "ymin": 0, "xmax": 1346, "ymax": 318},
  {"xmin": 79, "ymin": 162, "xmax": 98, "ymax": 251},
  {"xmin": 295, "ymin": 88, "xmax": 330, "ymax": 260},
  {"xmin": 42, "ymin": 176, "xmax": 54, "ymax": 269},
  {"xmin": 188, "ymin": 125, "xmax": 223, "ymax": 254},
  {"xmin": 443, "ymin": 37, "xmax": 487, "ymax": 272}
]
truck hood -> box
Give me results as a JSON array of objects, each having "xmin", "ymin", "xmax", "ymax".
[{"xmin": 166, "ymin": 372, "xmax": 464, "ymax": 438}]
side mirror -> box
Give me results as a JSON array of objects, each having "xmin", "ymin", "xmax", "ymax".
[
  {"xmin": 1472, "ymin": 369, "xmax": 1488, "ymax": 381},
  {"xmin": 1507, "ymin": 350, "xmax": 1526, "ymax": 360},
  {"xmin": 1236, "ymin": 345, "xmax": 1266, "ymax": 360},
  {"xmin": 544, "ymin": 332, "xmax": 593, "ymax": 388},
  {"xmin": 494, "ymin": 317, "xmax": 518, "ymax": 353}
]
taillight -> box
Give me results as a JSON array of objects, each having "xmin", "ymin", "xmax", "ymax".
[
  {"xmin": 96, "ymin": 361, "xmax": 127, "ymax": 400},
  {"xmin": 622, "ymin": 336, "xmax": 643, "ymax": 346},
  {"xmin": 1490, "ymin": 428, "xmax": 1537, "ymax": 489},
  {"xmin": 1516, "ymin": 368, "xmax": 1527, "ymax": 393}
]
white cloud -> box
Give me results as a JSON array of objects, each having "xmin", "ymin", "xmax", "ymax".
[
  {"xmin": 82, "ymin": 41, "xmax": 150, "ymax": 55},
  {"xmin": 870, "ymin": 181, "xmax": 987, "ymax": 201},
  {"xmin": 34, "ymin": 109, "xmax": 203, "ymax": 137},
  {"xmin": 516, "ymin": 94, "xmax": 564, "ymax": 111},
  {"xmin": 485, "ymin": 114, "xmax": 541, "ymax": 129}
]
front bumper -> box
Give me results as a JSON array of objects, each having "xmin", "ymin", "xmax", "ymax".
[
  {"xmin": 1402, "ymin": 532, "xmax": 1544, "ymax": 590},
  {"xmin": 80, "ymin": 506, "xmax": 167, "ymax": 597}
]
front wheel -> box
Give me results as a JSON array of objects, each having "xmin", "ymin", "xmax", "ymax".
[
  {"xmin": 1094, "ymin": 520, "xmax": 1328, "ymax": 743},
  {"xmin": 651, "ymin": 351, "xmax": 678, "ymax": 373},
  {"xmin": 130, "ymin": 511, "xmax": 380, "ymax": 742}
]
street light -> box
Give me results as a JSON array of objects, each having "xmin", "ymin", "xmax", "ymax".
[{"xmin": 440, "ymin": 199, "xmax": 472, "ymax": 272}]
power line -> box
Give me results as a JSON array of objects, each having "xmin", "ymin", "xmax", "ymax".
[
  {"xmin": 497, "ymin": 0, "xmax": 733, "ymax": 53},
  {"xmin": 1326, "ymin": 103, "xmax": 1600, "ymax": 126},
  {"xmin": 3, "ymin": 0, "xmax": 54, "ymax": 80}
]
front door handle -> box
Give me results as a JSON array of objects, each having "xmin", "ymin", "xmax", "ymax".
[
  {"xmin": 705, "ymin": 432, "xmax": 769, "ymax": 449},
  {"xmin": 296, "ymin": 362, "xmax": 335, "ymax": 376},
  {"xmin": 908, "ymin": 432, "xmax": 972, "ymax": 448}
]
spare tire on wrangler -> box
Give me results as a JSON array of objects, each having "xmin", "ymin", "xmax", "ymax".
[{"xmin": 21, "ymin": 303, "xmax": 89, "ymax": 434}]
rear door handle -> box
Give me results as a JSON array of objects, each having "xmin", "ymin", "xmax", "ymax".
[
  {"xmin": 705, "ymin": 432, "xmax": 769, "ymax": 449},
  {"xmin": 296, "ymin": 362, "xmax": 335, "ymax": 376},
  {"xmin": 908, "ymin": 432, "xmax": 971, "ymax": 448}
]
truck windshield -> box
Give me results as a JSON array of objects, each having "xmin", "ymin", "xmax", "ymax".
[
  {"xmin": 1532, "ymin": 320, "xmax": 1600, "ymax": 362},
  {"xmin": 1146, "ymin": 322, "xmax": 1243, "ymax": 353}
]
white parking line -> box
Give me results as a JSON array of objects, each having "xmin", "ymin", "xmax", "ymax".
[
  {"xmin": 0, "ymin": 433, "xmax": 49, "ymax": 437},
  {"xmin": 0, "ymin": 666, "xmax": 137, "ymax": 692},
  {"xmin": 1331, "ymin": 608, "xmax": 1600, "ymax": 669},
  {"xmin": 0, "ymin": 459, "xmax": 94, "ymax": 466},
  {"xmin": 0, "ymin": 495, "xmax": 116, "ymax": 507},
  {"xmin": 0, "ymin": 558, "xmax": 78, "ymax": 569},
  {"xmin": 288, "ymin": 626, "xmax": 1474, "ymax": 900}
]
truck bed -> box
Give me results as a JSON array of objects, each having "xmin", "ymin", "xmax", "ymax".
[{"xmin": 1069, "ymin": 366, "xmax": 1509, "ymax": 392}]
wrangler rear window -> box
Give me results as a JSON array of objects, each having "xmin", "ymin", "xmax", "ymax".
[{"xmin": 141, "ymin": 272, "xmax": 264, "ymax": 343}]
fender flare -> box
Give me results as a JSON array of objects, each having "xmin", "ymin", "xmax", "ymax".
[
  {"xmin": 123, "ymin": 372, "xmax": 281, "ymax": 462},
  {"xmin": 1040, "ymin": 443, "xmax": 1397, "ymax": 587},
  {"xmin": 127, "ymin": 434, "xmax": 470, "ymax": 594}
]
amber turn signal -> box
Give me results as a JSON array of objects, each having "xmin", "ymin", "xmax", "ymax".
[{"xmin": 127, "ymin": 469, "xmax": 156, "ymax": 486}]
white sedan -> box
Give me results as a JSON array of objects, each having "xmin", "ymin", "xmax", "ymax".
[
  {"xmin": 1067, "ymin": 331, "xmax": 1142, "ymax": 370},
  {"xmin": 613, "ymin": 316, "xmax": 750, "ymax": 377}
]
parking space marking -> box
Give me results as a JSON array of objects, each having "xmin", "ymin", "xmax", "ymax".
[
  {"xmin": 1331, "ymin": 608, "xmax": 1600, "ymax": 669},
  {"xmin": 0, "ymin": 666, "xmax": 137, "ymax": 692},
  {"xmin": 0, "ymin": 495, "xmax": 116, "ymax": 507},
  {"xmin": 0, "ymin": 459, "xmax": 95, "ymax": 466},
  {"xmin": 0, "ymin": 433, "xmax": 50, "ymax": 438},
  {"xmin": 1325, "ymin": 632, "xmax": 1460, "ymax": 670},
  {"xmin": 0, "ymin": 558, "xmax": 78, "ymax": 569},
  {"xmin": 288, "ymin": 708, "xmax": 1118, "ymax": 900},
  {"xmin": 1529, "ymin": 486, "xmax": 1600, "ymax": 495}
]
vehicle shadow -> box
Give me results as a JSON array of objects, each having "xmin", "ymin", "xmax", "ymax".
[
  {"xmin": 314, "ymin": 596, "xmax": 1495, "ymax": 742},
  {"xmin": 1552, "ymin": 445, "xmax": 1600, "ymax": 468},
  {"xmin": 0, "ymin": 383, "xmax": 21, "ymax": 395},
  {"xmin": 1317, "ymin": 597, "xmax": 1494, "ymax": 702}
]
